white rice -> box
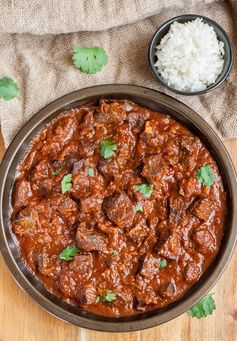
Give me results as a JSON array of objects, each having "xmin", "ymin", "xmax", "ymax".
[{"xmin": 155, "ymin": 18, "xmax": 225, "ymax": 92}]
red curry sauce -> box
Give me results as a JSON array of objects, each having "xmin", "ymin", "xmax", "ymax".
[{"xmin": 11, "ymin": 100, "xmax": 226, "ymax": 317}]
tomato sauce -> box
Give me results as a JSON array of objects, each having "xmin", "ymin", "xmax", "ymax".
[{"xmin": 11, "ymin": 100, "xmax": 226, "ymax": 317}]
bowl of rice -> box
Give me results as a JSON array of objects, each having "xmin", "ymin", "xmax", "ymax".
[{"xmin": 148, "ymin": 14, "xmax": 233, "ymax": 95}]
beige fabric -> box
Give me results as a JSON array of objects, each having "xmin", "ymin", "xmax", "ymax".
[
  {"xmin": 0, "ymin": 0, "xmax": 237, "ymax": 146},
  {"xmin": 0, "ymin": 0, "xmax": 218, "ymax": 35}
]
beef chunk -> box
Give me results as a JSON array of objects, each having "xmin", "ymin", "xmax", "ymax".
[
  {"xmin": 76, "ymin": 284, "xmax": 97, "ymax": 305},
  {"xmin": 77, "ymin": 112, "xmax": 96, "ymax": 158},
  {"xmin": 30, "ymin": 160, "xmax": 54, "ymax": 196},
  {"xmin": 135, "ymin": 275, "xmax": 159, "ymax": 307},
  {"xmin": 192, "ymin": 198, "xmax": 214, "ymax": 221},
  {"xmin": 156, "ymin": 232, "xmax": 180, "ymax": 260},
  {"xmin": 53, "ymin": 116, "xmax": 78, "ymax": 142},
  {"xmin": 77, "ymin": 136, "xmax": 95, "ymax": 158},
  {"xmin": 95, "ymin": 100, "xmax": 127, "ymax": 124},
  {"xmin": 32, "ymin": 160, "xmax": 50, "ymax": 180},
  {"xmin": 103, "ymin": 192, "xmax": 135, "ymax": 228},
  {"xmin": 72, "ymin": 159, "xmax": 104, "ymax": 199},
  {"xmin": 140, "ymin": 254, "xmax": 160, "ymax": 279},
  {"xmin": 13, "ymin": 206, "xmax": 40, "ymax": 236},
  {"xmin": 169, "ymin": 192, "xmax": 193, "ymax": 216},
  {"xmin": 163, "ymin": 139, "xmax": 180, "ymax": 165},
  {"xmin": 59, "ymin": 271, "xmax": 77, "ymax": 298},
  {"xmin": 159, "ymin": 281, "xmax": 177, "ymax": 298},
  {"xmin": 183, "ymin": 262, "xmax": 201, "ymax": 284},
  {"xmin": 41, "ymin": 116, "xmax": 78, "ymax": 158},
  {"xmin": 140, "ymin": 120, "xmax": 165, "ymax": 148},
  {"xmin": 179, "ymin": 177, "xmax": 201, "ymax": 198},
  {"xmin": 50, "ymin": 194, "xmax": 78, "ymax": 223},
  {"xmin": 115, "ymin": 122, "xmax": 136, "ymax": 159},
  {"xmin": 37, "ymin": 253, "xmax": 61, "ymax": 279},
  {"xmin": 57, "ymin": 140, "xmax": 79, "ymax": 163},
  {"xmin": 32, "ymin": 178, "xmax": 54, "ymax": 198},
  {"xmin": 142, "ymin": 154, "xmax": 171, "ymax": 182},
  {"xmin": 69, "ymin": 254, "xmax": 93, "ymax": 274},
  {"xmin": 192, "ymin": 227, "xmax": 215, "ymax": 254},
  {"xmin": 128, "ymin": 217, "xmax": 148, "ymax": 245},
  {"xmin": 13, "ymin": 179, "xmax": 32, "ymax": 209},
  {"xmin": 80, "ymin": 196, "xmax": 103, "ymax": 218},
  {"xmin": 154, "ymin": 198, "xmax": 168, "ymax": 221},
  {"xmin": 179, "ymin": 136, "xmax": 201, "ymax": 173},
  {"xmin": 97, "ymin": 158, "xmax": 119, "ymax": 179},
  {"xmin": 179, "ymin": 136, "xmax": 201, "ymax": 153},
  {"xmin": 76, "ymin": 226, "xmax": 107, "ymax": 252},
  {"xmin": 127, "ymin": 112, "xmax": 145, "ymax": 134}
]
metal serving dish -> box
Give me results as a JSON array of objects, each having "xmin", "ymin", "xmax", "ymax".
[{"xmin": 0, "ymin": 84, "xmax": 237, "ymax": 332}]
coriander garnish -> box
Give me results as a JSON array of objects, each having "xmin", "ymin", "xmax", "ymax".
[
  {"xmin": 96, "ymin": 290, "xmax": 116, "ymax": 303},
  {"xmin": 196, "ymin": 165, "xmax": 215, "ymax": 188},
  {"xmin": 160, "ymin": 259, "xmax": 167, "ymax": 269},
  {"xmin": 87, "ymin": 168, "xmax": 94, "ymax": 177},
  {"xmin": 61, "ymin": 174, "xmax": 72, "ymax": 194},
  {"xmin": 135, "ymin": 184, "xmax": 154, "ymax": 198},
  {"xmin": 0, "ymin": 76, "xmax": 19, "ymax": 100},
  {"xmin": 52, "ymin": 169, "xmax": 60, "ymax": 176},
  {"xmin": 187, "ymin": 294, "xmax": 216, "ymax": 319},
  {"xmin": 73, "ymin": 45, "xmax": 108, "ymax": 74},
  {"xmin": 133, "ymin": 204, "xmax": 143, "ymax": 212},
  {"xmin": 99, "ymin": 138, "xmax": 117, "ymax": 159},
  {"xmin": 59, "ymin": 246, "xmax": 80, "ymax": 261},
  {"xmin": 112, "ymin": 250, "xmax": 119, "ymax": 256}
]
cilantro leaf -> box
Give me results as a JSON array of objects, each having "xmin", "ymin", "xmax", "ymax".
[
  {"xmin": 112, "ymin": 250, "xmax": 119, "ymax": 256},
  {"xmin": 73, "ymin": 45, "xmax": 108, "ymax": 74},
  {"xmin": 103, "ymin": 290, "xmax": 116, "ymax": 302},
  {"xmin": 52, "ymin": 169, "xmax": 60, "ymax": 176},
  {"xmin": 0, "ymin": 77, "xmax": 19, "ymax": 100},
  {"xmin": 135, "ymin": 184, "xmax": 154, "ymax": 198},
  {"xmin": 133, "ymin": 204, "xmax": 143, "ymax": 212},
  {"xmin": 97, "ymin": 290, "xmax": 117, "ymax": 303},
  {"xmin": 99, "ymin": 138, "xmax": 117, "ymax": 159},
  {"xmin": 61, "ymin": 174, "xmax": 72, "ymax": 194},
  {"xmin": 187, "ymin": 294, "xmax": 216, "ymax": 319},
  {"xmin": 196, "ymin": 165, "xmax": 215, "ymax": 188},
  {"xmin": 59, "ymin": 246, "xmax": 80, "ymax": 261},
  {"xmin": 160, "ymin": 259, "xmax": 167, "ymax": 269},
  {"xmin": 87, "ymin": 168, "xmax": 94, "ymax": 177}
]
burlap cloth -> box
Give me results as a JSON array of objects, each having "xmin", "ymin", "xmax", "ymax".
[{"xmin": 0, "ymin": 0, "xmax": 237, "ymax": 146}]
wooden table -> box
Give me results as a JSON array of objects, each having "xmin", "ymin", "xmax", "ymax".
[{"xmin": 0, "ymin": 135, "xmax": 237, "ymax": 341}]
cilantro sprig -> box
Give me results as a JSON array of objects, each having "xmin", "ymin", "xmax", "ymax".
[
  {"xmin": 135, "ymin": 184, "xmax": 154, "ymax": 198},
  {"xmin": 73, "ymin": 45, "xmax": 108, "ymax": 74},
  {"xmin": 196, "ymin": 165, "xmax": 215, "ymax": 188},
  {"xmin": 59, "ymin": 246, "xmax": 80, "ymax": 261},
  {"xmin": 187, "ymin": 294, "xmax": 216, "ymax": 319},
  {"xmin": 52, "ymin": 169, "xmax": 60, "ymax": 176},
  {"xmin": 96, "ymin": 290, "xmax": 116, "ymax": 303},
  {"xmin": 160, "ymin": 259, "xmax": 167, "ymax": 269},
  {"xmin": 0, "ymin": 77, "xmax": 19, "ymax": 100},
  {"xmin": 112, "ymin": 250, "xmax": 119, "ymax": 256},
  {"xmin": 61, "ymin": 174, "xmax": 72, "ymax": 194},
  {"xmin": 133, "ymin": 204, "xmax": 143, "ymax": 212},
  {"xmin": 87, "ymin": 168, "xmax": 94, "ymax": 177},
  {"xmin": 99, "ymin": 138, "xmax": 117, "ymax": 159}
]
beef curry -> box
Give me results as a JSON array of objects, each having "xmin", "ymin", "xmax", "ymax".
[{"xmin": 11, "ymin": 99, "xmax": 226, "ymax": 317}]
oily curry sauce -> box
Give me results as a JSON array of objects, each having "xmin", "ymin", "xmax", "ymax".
[{"xmin": 11, "ymin": 99, "xmax": 226, "ymax": 317}]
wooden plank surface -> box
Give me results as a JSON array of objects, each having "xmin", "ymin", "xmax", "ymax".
[{"xmin": 0, "ymin": 136, "xmax": 237, "ymax": 341}]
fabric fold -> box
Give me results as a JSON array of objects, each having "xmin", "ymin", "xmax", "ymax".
[
  {"xmin": 0, "ymin": 0, "xmax": 217, "ymax": 34},
  {"xmin": 0, "ymin": 0, "xmax": 236, "ymax": 146}
]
